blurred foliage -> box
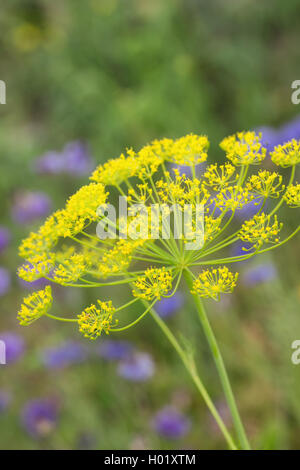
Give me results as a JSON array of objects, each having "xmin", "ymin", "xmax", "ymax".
[{"xmin": 0, "ymin": 0, "xmax": 300, "ymax": 450}]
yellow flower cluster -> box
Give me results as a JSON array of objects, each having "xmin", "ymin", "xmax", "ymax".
[
  {"xmin": 133, "ymin": 267, "xmax": 173, "ymax": 301},
  {"xmin": 156, "ymin": 171, "xmax": 209, "ymax": 206},
  {"xmin": 90, "ymin": 152, "xmax": 140, "ymax": 186},
  {"xmin": 18, "ymin": 253, "xmax": 55, "ymax": 282},
  {"xmin": 246, "ymin": 170, "xmax": 284, "ymax": 199},
  {"xmin": 204, "ymin": 163, "xmax": 238, "ymax": 190},
  {"xmin": 284, "ymin": 183, "xmax": 300, "ymax": 207},
  {"xmin": 238, "ymin": 213, "xmax": 282, "ymax": 249},
  {"xmin": 271, "ymin": 140, "xmax": 300, "ymax": 167},
  {"xmin": 78, "ymin": 301, "xmax": 117, "ymax": 340},
  {"xmin": 214, "ymin": 187, "xmax": 254, "ymax": 212},
  {"xmin": 53, "ymin": 253, "xmax": 87, "ymax": 284},
  {"xmin": 191, "ymin": 267, "xmax": 238, "ymax": 301},
  {"xmin": 220, "ymin": 131, "xmax": 266, "ymax": 166},
  {"xmin": 17, "ymin": 132, "xmax": 300, "ymax": 340},
  {"xmin": 18, "ymin": 286, "xmax": 53, "ymax": 325},
  {"xmin": 163, "ymin": 134, "xmax": 209, "ymax": 166}
]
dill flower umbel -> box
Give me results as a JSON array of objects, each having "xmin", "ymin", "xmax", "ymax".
[
  {"xmin": 133, "ymin": 267, "xmax": 173, "ymax": 301},
  {"xmin": 220, "ymin": 131, "xmax": 267, "ymax": 166},
  {"xmin": 18, "ymin": 286, "xmax": 53, "ymax": 325},
  {"xmin": 78, "ymin": 301, "xmax": 117, "ymax": 340},
  {"xmin": 191, "ymin": 267, "xmax": 238, "ymax": 300},
  {"xmin": 284, "ymin": 183, "xmax": 300, "ymax": 207},
  {"xmin": 270, "ymin": 139, "xmax": 300, "ymax": 167},
  {"xmin": 17, "ymin": 131, "xmax": 300, "ymax": 450}
]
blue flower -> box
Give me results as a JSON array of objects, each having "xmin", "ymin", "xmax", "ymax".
[
  {"xmin": 21, "ymin": 399, "xmax": 58, "ymax": 438},
  {"xmin": 155, "ymin": 292, "xmax": 184, "ymax": 319},
  {"xmin": 35, "ymin": 141, "xmax": 94, "ymax": 176},
  {"xmin": 42, "ymin": 341, "xmax": 88, "ymax": 369},
  {"xmin": 242, "ymin": 263, "xmax": 277, "ymax": 286},
  {"xmin": 153, "ymin": 407, "xmax": 190, "ymax": 439},
  {"xmin": 11, "ymin": 191, "xmax": 52, "ymax": 224},
  {"xmin": 117, "ymin": 352, "xmax": 155, "ymax": 382},
  {"xmin": 96, "ymin": 339, "xmax": 133, "ymax": 361},
  {"xmin": 0, "ymin": 332, "xmax": 25, "ymax": 363}
]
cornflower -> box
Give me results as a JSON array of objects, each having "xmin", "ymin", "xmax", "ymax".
[{"xmin": 17, "ymin": 132, "xmax": 300, "ymax": 450}]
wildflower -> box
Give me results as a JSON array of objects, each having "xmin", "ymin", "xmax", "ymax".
[
  {"xmin": 78, "ymin": 301, "xmax": 117, "ymax": 339},
  {"xmin": 96, "ymin": 340, "xmax": 134, "ymax": 361},
  {"xmin": 42, "ymin": 341, "xmax": 88, "ymax": 369},
  {"xmin": 35, "ymin": 141, "xmax": 94, "ymax": 176},
  {"xmin": 133, "ymin": 268, "xmax": 173, "ymax": 301},
  {"xmin": 18, "ymin": 286, "xmax": 53, "ymax": 326},
  {"xmin": 117, "ymin": 352, "xmax": 155, "ymax": 381},
  {"xmin": 271, "ymin": 139, "xmax": 300, "ymax": 167},
  {"xmin": 11, "ymin": 191, "xmax": 52, "ymax": 224},
  {"xmin": 191, "ymin": 267, "xmax": 238, "ymax": 301},
  {"xmin": 16, "ymin": 132, "xmax": 300, "ymax": 450},
  {"xmin": 0, "ymin": 332, "xmax": 25, "ymax": 363},
  {"xmin": 246, "ymin": 170, "xmax": 284, "ymax": 198},
  {"xmin": 242, "ymin": 263, "xmax": 277, "ymax": 287},
  {"xmin": 21, "ymin": 399, "xmax": 58, "ymax": 438},
  {"xmin": 155, "ymin": 292, "xmax": 184, "ymax": 318},
  {"xmin": 238, "ymin": 213, "xmax": 282, "ymax": 249},
  {"xmin": 284, "ymin": 183, "xmax": 300, "ymax": 207},
  {"xmin": 153, "ymin": 407, "xmax": 190, "ymax": 439},
  {"xmin": 220, "ymin": 131, "xmax": 266, "ymax": 166}
]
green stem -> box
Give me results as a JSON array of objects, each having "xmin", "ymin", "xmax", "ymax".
[
  {"xmin": 183, "ymin": 269, "xmax": 251, "ymax": 450},
  {"xmin": 147, "ymin": 303, "xmax": 238, "ymax": 450}
]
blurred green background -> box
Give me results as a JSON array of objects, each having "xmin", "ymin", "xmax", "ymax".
[{"xmin": 1, "ymin": 0, "xmax": 300, "ymax": 450}]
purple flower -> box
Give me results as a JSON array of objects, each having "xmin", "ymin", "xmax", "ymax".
[
  {"xmin": 117, "ymin": 352, "xmax": 155, "ymax": 382},
  {"xmin": 235, "ymin": 197, "xmax": 264, "ymax": 219},
  {"xmin": 42, "ymin": 341, "xmax": 88, "ymax": 369},
  {"xmin": 18, "ymin": 276, "xmax": 50, "ymax": 291},
  {"xmin": 242, "ymin": 263, "xmax": 277, "ymax": 286},
  {"xmin": 0, "ymin": 227, "xmax": 11, "ymax": 253},
  {"xmin": 96, "ymin": 340, "xmax": 133, "ymax": 361},
  {"xmin": 35, "ymin": 151, "xmax": 65, "ymax": 174},
  {"xmin": 155, "ymin": 292, "xmax": 184, "ymax": 319},
  {"xmin": 11, "ymin": 191, "xmax": 52, "ymax": 224},
  {"xmin": 0, "ymin": 332, "xmax": 25, "ymax": 363},
  {"xmin": 22, "ymin": 399, "xmax": 58, "ymax": 437},
  {"xmin": 0, "ymin": 267, "xmax": 11, "ymax": 296},
  {"xmin": 35, "ymin": 141, "xmax": 94, "ymax": 176},
  {"xmin": 153, "ymin": 407, "xmax": 190, "ymax": 439},
  {"xmin": 279, "ymin": 115, "xmax": 300, "ymax": 143},
  {"xmin": 63, "ymin": 141, "xmax": 94, "ymax": 175},
  {"xmin": 0, "ymin": 390, "xmax": 12, "ymax": 413}
]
